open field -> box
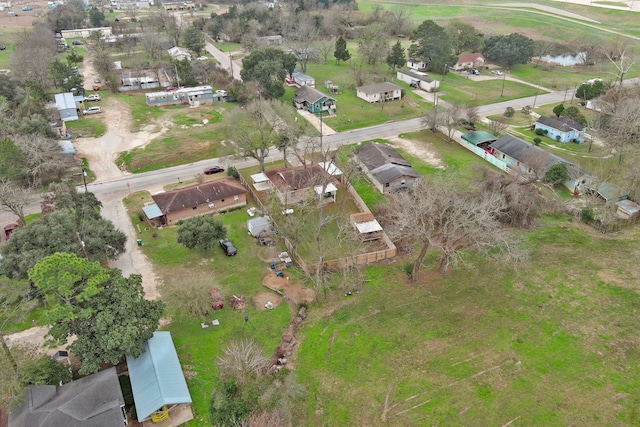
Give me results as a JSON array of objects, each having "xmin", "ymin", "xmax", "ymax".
[{"xmin": 293, "ymin": 214, "xmax": 640, "ymax": 425}]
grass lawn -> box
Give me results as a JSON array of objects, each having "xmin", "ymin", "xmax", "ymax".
[
  {"xmin": 123, "ymin": 192, "xmax": 294, "ymax": 426},
  {"xmin": 440, "ymin": 73, "xmax": 544, "ymax": 106},
  {"xmin": 293, "ymin": 214, "xmax": 640, "ymax": 425},
  {"xmin": 65, "ymin": 116, "xmax": 107, "ymax": 138}
]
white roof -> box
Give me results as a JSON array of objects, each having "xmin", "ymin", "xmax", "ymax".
[
  {"xmin": 355, "ymin": 219, "xmax": 383, "ymax": 234},
  {"xmin": 318, "ymin": 162, "xmax": 343, "ymax": 176},
  {"xmin": 251, "ymin": 172, "xmax": 269, "ymax": 183},
  {"xmin": 314, "ymin": 183, "xmax": 337, "ymax": 195}
]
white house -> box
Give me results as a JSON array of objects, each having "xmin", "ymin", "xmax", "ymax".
[
  {"xmin": 406, "ymin": 58, "xmax": 426, "ymax": 71},
  {"xmin": 356, "ymin": 82, "xmax": 402, "ymax": 103},
  {"xmin": 54, "ymin": 92, "xmax": 78, "ymax": 122},
  {"xmin": 453, "ymin": 53, "xmax": 485, "ymax": 71},
  {"xmin": 397, "ymin": 69, "xmax": 440, "ymax": 92},
  {"xmin": 168, "ymin": 46, "xmax": 191, "ymax": 61},
  {"xmin": 285, "ymin": 70, "xmax": 315, "ymax": 88}
]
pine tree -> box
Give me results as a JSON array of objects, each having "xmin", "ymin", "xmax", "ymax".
[
  {"xmin": 334, "ymin": 37, "xmax": 351, "ymax": 64},
  {"xmin": 386, "ymin": 41, "xmax": 406, "ymax": 75}
]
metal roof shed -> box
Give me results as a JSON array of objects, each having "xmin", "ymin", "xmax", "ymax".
[{"xmin": 126, "ymin": 331, "xmax": 192, "ymax": 422}]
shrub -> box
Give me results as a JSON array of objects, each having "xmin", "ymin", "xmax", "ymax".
[
  {"xmin": 521, "ymin": 105, "xmax": 531, "ymax": 114},
  {"xmin": 535, "ymin": 128, "xmax": 545, "ymax": 135},
  {"xmin": 227, "ymin": 166, "xmax": 239, "ymax": 179},
  {"xmin": 504, "ymin": 107, "xmax": 515, "ymax": 118},
  {"xmin": 581, "ymin": 208, "xmax": 595, "ymax": 221},
  {"xmin": 533, "ymin": 137, "xmax": 541, "ymax": 145}
]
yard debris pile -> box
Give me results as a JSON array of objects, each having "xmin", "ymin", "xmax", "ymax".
[
  {"xmin": 267, "ymin": 306, "xmax": 307, "ymax": 375},
  {"xmin": 229, "ymin": 295, "xmax": 247, "ymax": 312}
]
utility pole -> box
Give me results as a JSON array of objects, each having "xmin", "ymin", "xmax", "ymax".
[
  {"xmin": 532, "ymin": 85, "xmax": 540, "ymax": 108},
  {"xmin": 81, "ymin": 168, "xmax": 88, "ymax": 193},
  {"xmin": 500, "ymin": 72, "xmax": 506, "ymax": 97},
  {"xmin": 76, "ymin": 231, "xmax": 90, "ymax": 260}
]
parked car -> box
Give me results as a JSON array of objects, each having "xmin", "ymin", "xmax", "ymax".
[
  {"xmin": 204, "ymin": 166, "xmax": 224, "ymax": 175},
  {"xmin": 491, "ymin": 70, "xmax": 504, "ymax": 76},
  {"xmin": 219, "ymin": 238, "xmax": 237, "ymax": 256},
  {"xmin": 166, "ymin": 86, "xmax": 177, "ymax": 92},
  {"xmin": 197, "ymin": 56, "xmax": 208, "ymax": 61},
  {"xmin": 92, "ymin": 84, "xmax": 100, "ymax": 91},
  {"xmin": 72, "ymin": 40, "xmax": 83, "ymax": 45},
  {"xmin": 93, "ymin": 77, "xmax": 101, "ymax": 83},
  {"xmin": 83, "ymin": 106, "xmax": 101, "ymax": 115},
  {"xmin": 21, "ymin": 6, "xmax": 32, "ymax": 11},
  {"xmin": 83, "ymin": 94, "xmax": 101, "ymax": 102},
  {"xmin": 0, "ymin": 45, "xmax": 5, "ymax": 50},
  {"xmin": 469, "ymin": 68, "xmax": 480, "ymax": 75}
]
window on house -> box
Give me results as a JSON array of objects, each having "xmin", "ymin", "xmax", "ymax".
[
  {"xmin": 234, "ymin": 195, "xmax": 239, "ymax": 201},
  {"xmin": 516, "ymin": 161, "xmax": 520, "ymax": 167},
  {"xmin": 401, "ymin": 179, "xmax": 406, "ymax": 185},
  {"xmin": 192, "ymin": 206, "xmax": 197, "ymax": 210},
  {"xmin": 385, "ymin": 183, "xmax": 390, "ymax": 187},
  {"xmin": 502, "ymin": 154, "xmax": 506, "ymax": 159},
  {"xmin": 221, "ymin": 199, "xmax": 225, "ymax": 202}
]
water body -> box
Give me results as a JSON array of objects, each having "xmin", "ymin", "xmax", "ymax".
[{"xmin": 534, "ymin": 52, "xmax": 587, "ymax": 66}]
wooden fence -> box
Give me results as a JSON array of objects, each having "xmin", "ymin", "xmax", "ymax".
[{"xmin": 238, "ymin": 172, "xmax": 396, "ymax": 275}]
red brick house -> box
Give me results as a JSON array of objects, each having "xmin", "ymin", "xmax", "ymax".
[{"xmin": 150, "ymin": 177, "xmax": 247, "ymax": 224}]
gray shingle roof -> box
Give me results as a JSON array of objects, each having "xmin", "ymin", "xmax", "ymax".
[
  {"xmin": 371, "ymin": 163, "xmax": 420, "ymax": 184},
  {"xmin": 537, "ymin": 116, "xmax": 584, "ymax": 132},
  {"xmin": 355, "ymin": 142, "xmax": 411, "ymax": 170},
  {"xmin": 490, "ymin": 134, "xmax": 567, "ymax": 169},
  {"xmin": 9, "ymin": 367, "xmax": 125, "ymax": 427},
  {"xmin": 294, "ymin": 86, "xmax": 334, "ymax": 104}
]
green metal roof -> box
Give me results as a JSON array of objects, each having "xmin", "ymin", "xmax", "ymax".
[
  {"xmin": 126, "ymin": 332, "xmax": 192, "ymax": 421},
  {"xmin": 461, "ymin": 131, "xmax": 497, "ymax": 146}
]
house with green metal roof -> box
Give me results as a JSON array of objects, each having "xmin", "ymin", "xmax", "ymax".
[
  {"xmin": 461, "ymin": 131, "xmax": 497, "ymax": 148},
  {"xmin": 126, "ymin": 331, "xmax": 193, "ymax": 424}
]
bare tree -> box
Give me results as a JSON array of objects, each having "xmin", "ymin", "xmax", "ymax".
[
  {"xmin": 602, "ymin": 38, "xmax": 640, "ymax": 88},
  {"xmin": 487, "ymin": 118, "xmax": 509, "ymax": 137},
  {"xmin": 13, "ymin": 134, "xmax": 71, "ymax": 187},
  {"xmin": 316, "ymin": 39, "xmax": 334, "ymax": 64},
  {"xmin": 285, "ymin": 12, "xmax": 320, "ymax": 73},
  {"xmin": 357, "ymin": 24, "xmax": 389, "ymax": 66},
  {"xmin": 570, "ymin": 35, "xmax": 601, "ymax": 66},
  {"xmin": 140, "ymin": 32, "xmax": 167, "ymax": 63},
  {"xmin": 217, "ymin": 338, "xmax": 269, "ymax": 384},
  {"xmin": 384, "ymin": 5, "xmax": 412, "ymax": 36},
  {"xmin": 532, "ymin": 39, "xmax": 557, "ymax": 68},
  {"xmin": 380, "ymin": 175, "xmax": 524, "ymax": 280},
  {"xmin": 519, "ymin": 147, "xmax": 553, "ymax": 183},
  {"xmin": 10, "ymin": 27, "xmax": 57, "ymax": 93},
  {"xmin": 230, "ymin": 99, "xmax": 283, "ymax": 172},
  {"xmin": 0, "ymin": 179, "xmax": 34, "ymax": 225},
  {"xmin": 442, "ymin": 104, "xmax": 464, "ymax": 142},
  {"xmin": 422, "ymin": 108, "xmax": 443, "ymax": 133}
]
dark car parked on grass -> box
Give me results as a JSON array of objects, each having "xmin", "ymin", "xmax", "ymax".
[
  {"xmin": 219, "ymin": 238, "xmax": 237, "ymax": 256},
  {"xmin": 204, "ymin": 166, "xmax": 224, "ymax": 175}
]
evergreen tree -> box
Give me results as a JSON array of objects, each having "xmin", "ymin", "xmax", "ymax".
[
  {"xmin": 386, "ymin": 41, "xmax": 406, "ymax": 75},
  {"xmin": 334, "ymin": 37, "xmax": 351, "ymax": 64}
]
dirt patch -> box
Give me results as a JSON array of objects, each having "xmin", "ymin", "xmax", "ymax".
[
  {"xmin": 388, "ymin": 136, "xmax": 445, "ymax": 170},
  {"xmin": 252, "ymin": 291, "xmax": 284, "ymax": 310},
  {"xmin": 257, "ymin": 246, "xmax": 280, "ymax": 263},
  {"xmin": 261, "ymin": 270, "xmax": 316, "ymax": 305}
]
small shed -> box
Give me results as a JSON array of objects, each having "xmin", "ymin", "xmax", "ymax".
[
  {"xmin": 461, "ymin": 131, "xmax": 497, "ymax": 149},
  {"xmin": 314, "ymin": 182, "xmax": 338, "ymax": 203},
  {"xmin": 351, "ymin": 212, "xmax": 383, "ymax": 241},
  {"xmin": 616, "ymin": 199, "xmax": 640, "ymax": 220},
  {"xmin": 57, "ymin": 140, "xmax": 75, "ymax": 157},
  {"xmin": 247, "ymin": 216, "xmax": 271, "ymax": 237},
  {"xmin": 250, "ymin": 172, "xmax": 271, "ymax": 192},
  {"xmin": 54, "ymin": 92, "xmax": 78, "ymax": 122}
]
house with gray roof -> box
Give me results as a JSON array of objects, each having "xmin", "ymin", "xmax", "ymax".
[
  {"xmin": 354, "ymin": 142, "xmax": 420, "ymax": 194},
  {"xmin": 535, "ymin": 116, "xmax": 585, "ymax": 143},
  {"xmin": 356, "ymin": 82, "xmax": 402, "ymax": 103},
  {"xmin": 489, "ymin": 134, "xmax": 569, "ymax": 177},
  {"xmin": 9, "ymin": 367, "xmax": 126, "ymax": 427},
  {"xmin": 126, "ymin": 331, "xmax": 193, "ymax": 423}
]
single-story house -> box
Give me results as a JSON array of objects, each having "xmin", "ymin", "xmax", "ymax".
[
  {"xmin": 397, "ymin": 69, "xmax": 440, "ymax": 92},
  {"xmin": 461, "ymin": 131, "xmax": 497, "ymax": 149},
  {"xmin": 264, "ymin": 163, "xmax": 337, "ymax": 206},
  {"xmin": 146, "ymin": 86, "xmax": 216, "ymax": 107},
  {"xmin": 354, "ymin": 142, "xmax": 420, "ymax": 194},
  {"xmin": 285, "ymin": 70, "xmax": 315, "ymax": 88},
  {"xmin": 54, "ymin": 92, "xmax": 78, "ymax": 122},
  {"xmin": 126, "ymin": 331, "xmax": 193, "ymax": 423},
  {"xmin": 356, "ymin": 82, "xmax": 402, "ymax": 103},
  {"xmin": 406, "ymin": 58, "xmax": 426, "ymax": 71},
  {"xmin": 293, "ymin": 86, "xmax": 336, "ymax": 114},
  {"xmin": 9, "ymin": 367, "xmax": 126, "ymax": 427},
  {"xmin": 150, "ymin": 177, "xmax": 247, "ymax": 223},
  {"xmin": 453, "ymin": 53, "xmax": 485, "ymax": 71},
  {"xmin": 535, "ymin": 116, "xmax": 585, "ymax": 143},
  {"xmin": 616, "ymin": 199, "xmax": 640, "ymax": 220},
  {"xmin": 489, "ymin": 134, "xmax": 574, "ymax": 183},
  {"xmin": 162, "ymin": 0, "xmax": 195, "ymax": 10},
  {"xmin": 114, "ymin": 0, "xmax": 149, "ymax": 9},
  {"xmin": 247, "ymin": 215, "xmax": 271, "ymax": 237},
  {"xmin": 595, "ymin": 182, "xmax": 628, "ymax": 203},
  {"xmin": 167, "ymin": 46, "xmax": 191, "ymax": 61},
  {"xmin": 121, "ymin": 71, "xmax": 155, "ymax": 87}
]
